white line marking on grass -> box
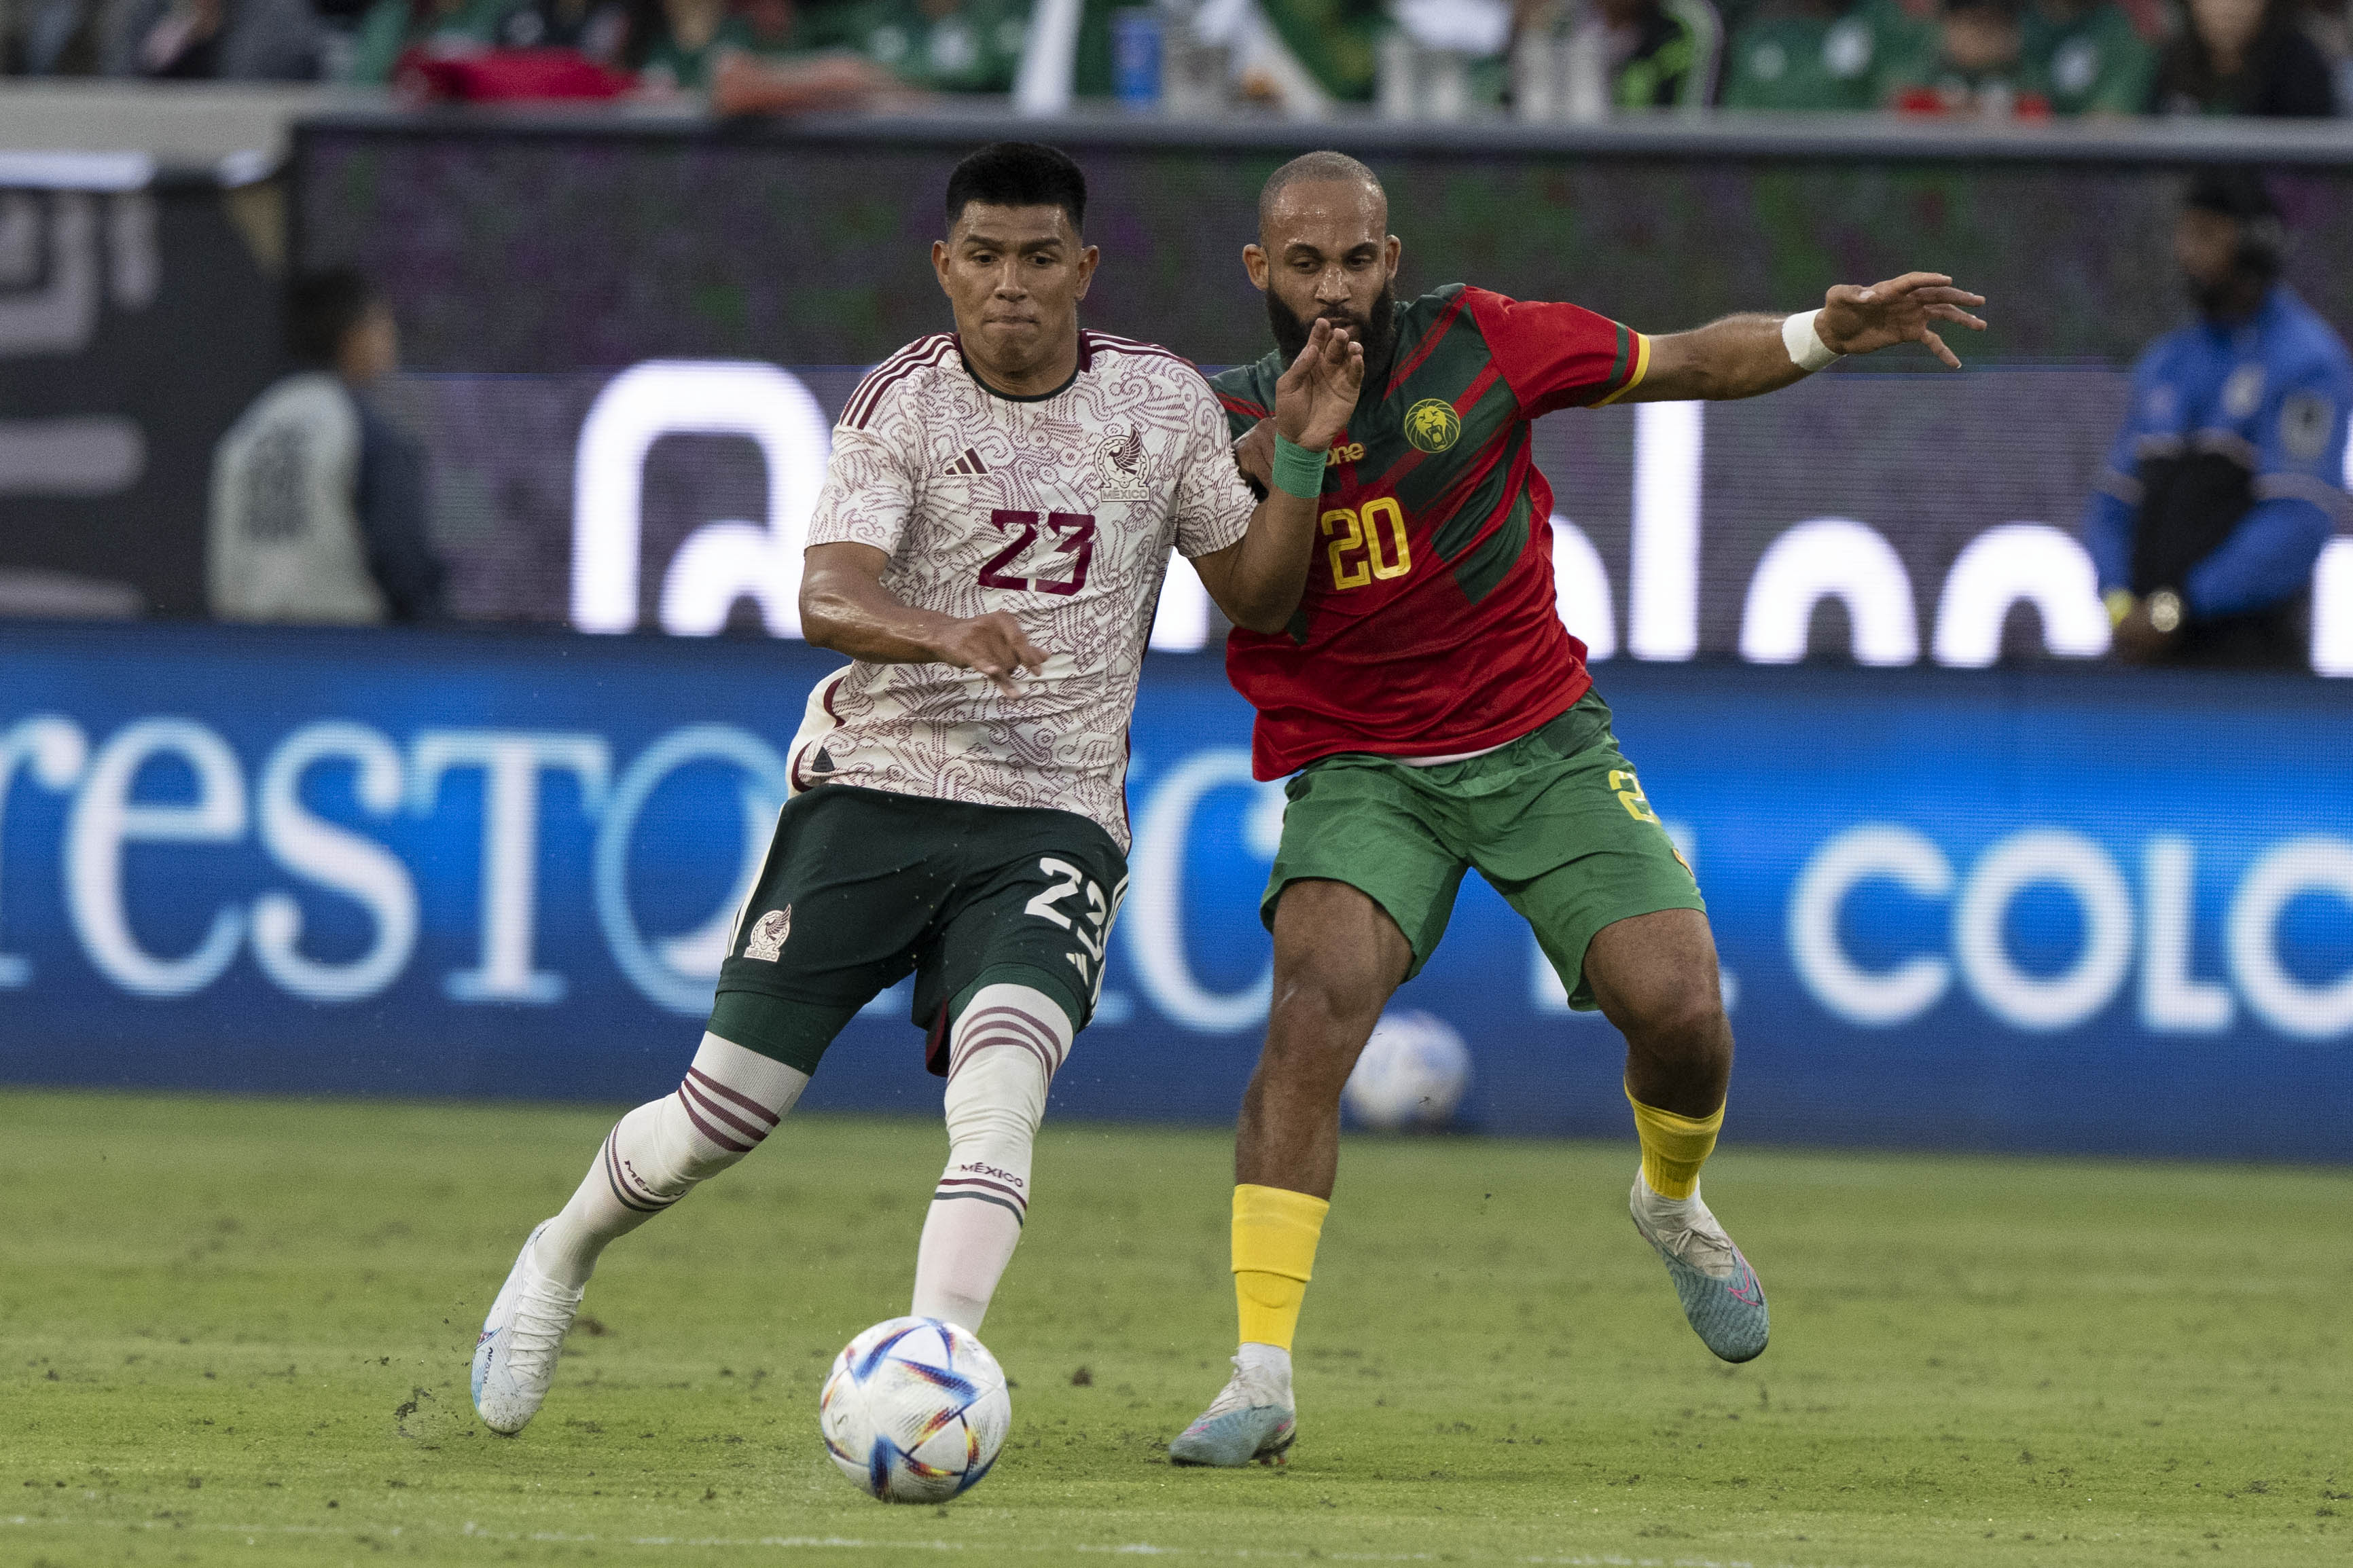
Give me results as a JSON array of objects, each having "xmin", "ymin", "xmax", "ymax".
[{"xmin": 1, "ymin": 1514, "xmax": 1873, "ymax": 1568}]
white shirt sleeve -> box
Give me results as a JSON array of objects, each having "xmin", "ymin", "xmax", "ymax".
[
  {"xmin": 1170, "ymin": 377, "xmax": 1259, "ymax": 560},
  {"xmin": 806, "ymin": 420, "xmax": 916, "ymax": 560}
]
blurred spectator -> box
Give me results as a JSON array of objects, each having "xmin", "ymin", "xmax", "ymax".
[
  {"xmin": 9, "ymin": 0, "xmax": 109, "ymax": 72},
  {"xmin": 639, "ymin": 0, "xmax": 758, "ymax": 86},
  {"xmin": 350, "ymin": 0, "xmax": 509, "ymax": 82},
  {"xmin": 349, "ymin": 0, "xmax": 646, "ymax": 82},
  {"xmin": 1881, "ymin": 0, "xmax": 2051, "ymax": 114},
  {"xmin": 1721, "ymin": 0, "xmax": 1901, "ymax": 109},
  {"xmin": 211, "ymin": 270, "xmax": 446, "ymax": 627},
  {"xmin": 2151, "ymin": 0, "xmax": 2337, "ymax": 115},
  {"xmin": 1066, "ymin": 0, "xmax": 1384, "ymax": 111},
  {"xmin": 2310, "ymin": 1, "xmax": 2353, "ymax": 110},
  {"xmin": 1539, "ymin": 0, "xmax": 1725, "ymax": 108},
  {"xmin": 1384, "ymin": 0, "xmax": 1510, "ymax": 113},
  {"xmin": 814, "ymin": 0, "xmax": 1032, "ymax": 92},
  {"xmin": 105, "ymin": 0, "xmax": 323, "ymax": 77},
  {"xmin": 2085, "ymin": 170, "xmax": 2352, "ymax": 668},
  {"xmin": 2022, "ymin": 0, "xmax": 2155, "ymax": 113},
  {"xmin": 500, "ymin": 0, "xmax": 634, "ymax": 54},
  {"xmin": 703, "ymin": 0, "xmax": 915, "ymax": 109},
  {"xmin": 1584, "ymin": 0, "xmax": 1725, "ymax": 105}
]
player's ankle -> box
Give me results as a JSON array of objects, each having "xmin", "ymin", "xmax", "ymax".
[
  {"xmin": 1636, "ymin": 1169, "xmax": 1704, "ymax": 1210},
  {"xmin": 530, "ymin": 1218, "xmax": 596, "ymax": 1291},
  {"xmin": 1236, "ymin": 1341, "xmax": 1292, "ymax": 1391}
]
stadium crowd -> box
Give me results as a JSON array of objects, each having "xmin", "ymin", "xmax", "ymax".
[{"xmin": 0, "ymin": 0, "xmax": 2343, "ymax": 117}]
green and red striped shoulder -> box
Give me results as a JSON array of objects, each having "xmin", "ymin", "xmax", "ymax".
[
  {"xmin": 1206, "ymin": 284, "xmax": 1647, "ymax": 438},
  {"xmin": 1448, "ymin": 285, "xmax": 1650, "ymax": 416},
  {"xmin": 1208, "ymin": 354, "xmax": 1280, "ymax": 436}
]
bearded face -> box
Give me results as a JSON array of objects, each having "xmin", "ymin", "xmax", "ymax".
[{"xmin": 1267, "ymin": 276, "xmax": 1399, "ymax": 386}]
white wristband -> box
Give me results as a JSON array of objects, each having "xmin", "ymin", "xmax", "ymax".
[{"xmin": 1782, "ymin": 310, "xmax": 1840, "ymax": 373}]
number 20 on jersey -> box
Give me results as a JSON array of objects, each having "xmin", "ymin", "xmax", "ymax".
[{"xmin": 1321, "ymin": 497, "xmax": 1411, "ymax": 591}]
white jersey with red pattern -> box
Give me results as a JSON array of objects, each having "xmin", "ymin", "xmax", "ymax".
[{"xmin": 793, "ymin": 330, "xmax": 1258, "ymax": 850}]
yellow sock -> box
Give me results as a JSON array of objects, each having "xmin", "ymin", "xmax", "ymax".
[
  {"xmin": 1231, "ymin": 1184, "xmax": 1329, "ymax": 1351},
  {"xmin": 1625, "ymin": 1085, "xmax": 1723, "ymax": 1200}
]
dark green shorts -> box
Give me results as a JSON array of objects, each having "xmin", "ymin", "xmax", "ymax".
[
  {"xmin": 1263, "ymin": 691, "xmax": 1704, "ymax": 1010},
  {"xmin": 711, "ymin": 784, "xmax": 1126, "ymax": 1077}
]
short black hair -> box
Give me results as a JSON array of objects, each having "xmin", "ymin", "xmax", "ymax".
[
  {"xmin": 287, "ymin": 268, "xmax": 378, "ymax": 367},
  {"xmin": 2184, "ymin": 166, "xmax": 2279, "ymax": 225},
  {"xmin": 2185, "ymin": 166, "xmax": 2286, "ymax": 279},
  {"xmin": 944, "ymin": 142, "xmax": 1086, "ymax": 236}
]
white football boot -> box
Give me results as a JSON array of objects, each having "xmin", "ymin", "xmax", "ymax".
[
  {"xmin": 471, "ymin": 1221, "xmax": 586, "ymax": 1434},
  {"xmin": 1628, "ymin": 1176, "xmax": 1770, "ymax": 1363},
  {"xmin": 1168, "ymin": 1355, "xmax": 1295, "ymax": 1467}
]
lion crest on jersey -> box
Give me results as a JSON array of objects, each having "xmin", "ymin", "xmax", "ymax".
[
  {"xmin": 1094, "ymin": 425, "xmax": 1151, "ymax": 500},
  {"xmin": 1404, "ymin": 398, "xmax": 1462, "ymax": 453},
  {"xmin": 744, "ymin": 907, "xmax": 791, "ymax": 962}
]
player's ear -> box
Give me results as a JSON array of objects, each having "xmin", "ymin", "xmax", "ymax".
[
  {"xmin": 1243, "ymin": 243, "xmax": 1270, "ymax": 292},
  {"xmin": 1074, "ymin": 244, "xmax": 1100, "ymax": 299},
  {"xmin": 1385, "ymin": 235, "xmax": 1402, "ymax": 279},
  {"xmin": 931, "ymin": 238, "xmax": 954, "ymax": 298}
]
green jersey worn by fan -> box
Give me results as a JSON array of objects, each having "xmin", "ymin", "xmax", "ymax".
[
  {"xmin": 467, "ymin": 141, "xmax": 1365, "ymax": 1438},
  {"xmin": 1168, "ymin": 151, "xmax": 1988, "ymax": 1467}
]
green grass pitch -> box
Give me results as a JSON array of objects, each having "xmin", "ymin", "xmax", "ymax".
[{"xmin": 4, "ymin": 1089, "xmax": 2349, "ymax": 1567}]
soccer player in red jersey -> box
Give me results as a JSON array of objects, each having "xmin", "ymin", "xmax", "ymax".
[{"xmin": 1169, "ymin": 151, "xmax": 1986, "ymax": 1467}]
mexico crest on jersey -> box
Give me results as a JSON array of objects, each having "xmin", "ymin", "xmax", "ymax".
[
  {"xmin": 744, "ymin": 907, "xmax": 791, "ymax": 962},
  {"xmin": 1094, "ymin": 426, "xmax": 1152, "ymax": 501},
  {"xmin": 1404, "ymin": 398, "xmax": 1462, "ymax": 453}
]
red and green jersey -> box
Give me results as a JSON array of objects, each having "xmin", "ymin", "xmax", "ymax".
[{"xmin": 1209, "ymin": 284, "xmax": 1651, "ymax": 779}]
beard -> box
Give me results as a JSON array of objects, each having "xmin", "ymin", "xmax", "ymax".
[
  {"xmin": 2185, "ymin": 255, "xmax": 2276, "ymax": 320},
  {"xmin": 2186, "ymin": 270, "xmax": 2238, "ymax": 317},
  {"xmin": 1267, "ymin": 278, "xmax": 1399, "ymax": 385}
]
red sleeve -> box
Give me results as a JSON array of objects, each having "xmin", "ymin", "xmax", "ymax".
[{"xmin": 1462, "ymin": 287, "xmax": 1651, "ymax": 418}]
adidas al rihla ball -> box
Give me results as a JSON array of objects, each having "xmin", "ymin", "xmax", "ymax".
[{"xmin": 819, "ymin": 1316, "xmax": 1011, "ymax": 1503}]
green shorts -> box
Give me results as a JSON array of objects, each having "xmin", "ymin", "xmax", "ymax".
[
  {"xmin": 711, "ymin": 784, "xmax": 1126, "ymax": 1077},
  {"xmin": 1262, "ymin": 691, "xmax": 1704, "ymax": 1010}
]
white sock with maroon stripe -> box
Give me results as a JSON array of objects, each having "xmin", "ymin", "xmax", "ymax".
[
  {"xmin": 910, "ymin": 984, "xmax": 1073, "ymax": 1331},
  {"xmin": 532, "ymin": 1032, "xmax": 808, "ymax": 1290}
]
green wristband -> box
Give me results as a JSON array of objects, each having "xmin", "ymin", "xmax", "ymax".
[{"xmin": 1270, "ymin": 433, "xmax": 1327, "ymax": 500}]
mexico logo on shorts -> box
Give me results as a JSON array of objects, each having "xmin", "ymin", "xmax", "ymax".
[
  {"xmin": 744, "ymin": 907, "xmax": 791, "ymax": 962},
  {"xmin": 1403, "ymin": 399, "xmax": 1462, "ymax": 454}
]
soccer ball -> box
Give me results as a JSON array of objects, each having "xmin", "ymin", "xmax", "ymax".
[
  {"xmin": 1343, "ymin": 1009, "xmax": 1472, "ymax": 1130},
  {"xmin": 819, "ymin": 1316, "xmax": 1011, "ymax": 1503}
]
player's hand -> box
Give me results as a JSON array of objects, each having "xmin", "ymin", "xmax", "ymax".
[
  {"xmin": 1272, "ymin": 316, "xmax": 1366, "ymax": 452},
  {"xmin": 1232, "ymin": 419, "xmax": 1276, "ymax": 492},
  {"xmin": 1816, "ymin": 273, "xmax": 1987, "ymax": 369},
  {"xmin": 931, "ymin": 611, "xmax": 1049, "ymax": 697}
]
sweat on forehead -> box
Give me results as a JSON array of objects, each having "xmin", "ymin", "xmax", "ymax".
[{"xmin": 1257, "ymin": 151, "xmax": 1386, "ymax": 238}]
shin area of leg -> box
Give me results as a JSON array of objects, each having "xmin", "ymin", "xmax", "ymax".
[
  {"xmin": 910, "ymin": 984, "xmax": 1074, "ymax": 1330},
  {"xmin": 535, "ymin": 1032, "xmax": 809, "ymax": 1288}
]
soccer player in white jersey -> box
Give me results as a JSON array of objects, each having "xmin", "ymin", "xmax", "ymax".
[{"xmin": 470, "ymin": 141, "xmax": 1365, "ymax": 1435}]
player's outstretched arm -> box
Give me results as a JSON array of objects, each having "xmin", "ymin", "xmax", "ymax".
[
  {"xmin": 800, "ymin": 541, "xmax": 1047, "ymax": 697},
  {"xmin": 1193, "ymin": 318, "xmax": 1365, "ymax": 632},
  {"xmin": 1623, "ymin": 273, "xmax": 1987, "ymax": 403}
]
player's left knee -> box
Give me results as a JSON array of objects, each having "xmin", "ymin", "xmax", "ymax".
[{"xmin": 1626, "ymin": 978, "xmax": 1729, "ymax": 1060}]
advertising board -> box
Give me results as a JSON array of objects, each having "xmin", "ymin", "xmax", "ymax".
[
  {"xmin": 3, "ymin": 621, "xmax": 2348, "ymax": 1160},
  {"xmin": 382, "ymin": 359, "xmax": 2353, "ymax": 670}
]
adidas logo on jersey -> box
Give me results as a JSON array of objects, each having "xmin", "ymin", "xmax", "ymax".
[{"xmin": 943, "ymin": 448, "xmax": 990, "ymax": 477}]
